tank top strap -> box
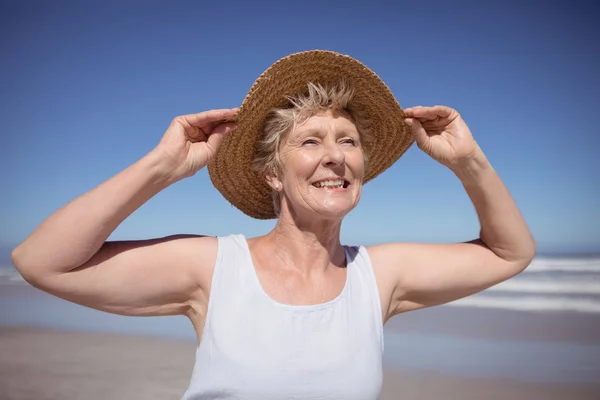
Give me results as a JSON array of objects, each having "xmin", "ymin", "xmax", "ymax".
[
  {"xmin": 343, "ymin": 244, "xmax": 385, "ymax": 353},
  {"xmin": 202, "ymin": 234, "xmax": 253, "ymax": 332}
]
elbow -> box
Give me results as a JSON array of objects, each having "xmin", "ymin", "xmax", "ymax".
[
  {"xmin": 11, "ymin": 244, "xmax": 45, "ymax": 287},
  {"xmin": 524, "ymin": 234, "xmax": 537, "ymax": 262},
  {"xmin": 11, "ymin": 245, "xmax": 33, "ymax": 284},
  {"xmin": 485, "ymin": 235, "xmax": 537, "ymax": 275},
  {"xmin": 11, "ymin": 244, "xmax": 26, "ymax": 273},
  {"xmin": 481, "ymin": 233, "xmax": 537, "ymax": 268},
  {"xmin": 514, "ymin": 236, "xmax": 537, "ymax": 273}
]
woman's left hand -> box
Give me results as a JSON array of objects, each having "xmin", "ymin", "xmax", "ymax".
[{"xmin": 404, "ymin": 105, "xmax": 480, "ymax": 168}]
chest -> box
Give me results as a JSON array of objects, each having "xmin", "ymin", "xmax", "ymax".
[{"xmin": 254, "ymin": 264, "xmax": 348, "ymax": 306}]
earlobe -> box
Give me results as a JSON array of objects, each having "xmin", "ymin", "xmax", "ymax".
[{"xmin": 265, "ymin": 175, "xmax": 282, "ymax": 191}]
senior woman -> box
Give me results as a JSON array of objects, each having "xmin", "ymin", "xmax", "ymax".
[{"xmin": 12, "ymin": 50, "xmax": 535, "ymax": 399}]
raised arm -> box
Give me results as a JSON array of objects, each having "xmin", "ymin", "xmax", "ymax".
[
  {"xmin": 368, "ymin": 106, "xmax": 536, "ymax": 320},
  {"xmin": 11, "ymin": 108, "xmax": 238, "ymax": 318}
]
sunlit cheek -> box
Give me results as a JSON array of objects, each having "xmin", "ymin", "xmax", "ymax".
[
  {"xmin": 347, "ymin": 152, "xmax": 366, "ymax": 179},
  {"xmin": 298, "ymin": 152, "xmax": 321, "ymax": 166},
  {"xmin": 293, "ymin": 153, "xmax": 322, "ymax": 182}
]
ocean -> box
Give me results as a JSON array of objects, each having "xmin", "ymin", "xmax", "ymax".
[{"xmin": 446, "ymin": 255, "xmax": 600, "ymax": 313}]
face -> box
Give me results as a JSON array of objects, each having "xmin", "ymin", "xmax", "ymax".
[{"xmin": 272, "ymin": 110, "xmax": 365, "ymax": 219}]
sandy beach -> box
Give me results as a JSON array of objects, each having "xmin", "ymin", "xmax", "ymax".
[{"xmin": 1, "ymin": 326, "xmax": 599, "ymax": 400}]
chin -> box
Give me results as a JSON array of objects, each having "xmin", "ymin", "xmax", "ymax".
[{"xmin": 314, "ymin": 200, "xmax": 359, "ymax": 219}]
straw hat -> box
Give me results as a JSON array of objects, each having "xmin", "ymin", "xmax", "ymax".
[{"xmin": 207, "ymin": 50, "xmax": 413, "ymax": 219}]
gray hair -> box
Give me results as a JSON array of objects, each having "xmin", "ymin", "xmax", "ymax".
[{"xmin": 252, "ymin": 81, "xmax": 372, "ymax": 216}]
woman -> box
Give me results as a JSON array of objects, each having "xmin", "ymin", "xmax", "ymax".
[{"xmin": 11, "ymin": 50, "xmax": 536, "ymax": 399}]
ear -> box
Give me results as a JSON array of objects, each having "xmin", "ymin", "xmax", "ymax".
[{"xmin": 265, "ymin": 173, "xmax": 283, "ymax": 192}]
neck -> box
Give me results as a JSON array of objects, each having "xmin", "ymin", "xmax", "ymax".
[{"xmin": 262, "ymin": 208, "xmax": 345, "ymax": 277}]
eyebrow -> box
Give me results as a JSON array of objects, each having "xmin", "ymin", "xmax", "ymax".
[
  {"xmin": 295, "ymin": 128, "xmax": 358, "ymax": 138},
  {"xmin": 295, "ymin": 128, "xmax": 322, "ymax": 137}
]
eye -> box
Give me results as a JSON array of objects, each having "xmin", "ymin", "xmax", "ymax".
[
  {"xmin": 302, "ymin": 139, "xmax": 318, "ymax": 146},
  {"xmin": 341, "ymin": 138, "xmax": 357, "ymax": 146}
]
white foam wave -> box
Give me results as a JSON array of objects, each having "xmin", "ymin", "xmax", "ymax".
[
  {"xmin": 527, "ymin": 257, "xmax": 600, "ymax": 273},
  {"xmin": 487, "ymin": 280, "xmax": 600, "ymax": 294},
  {"xmin": 447, "ymin": 295, "xmax": 600, "ymax": 313}
]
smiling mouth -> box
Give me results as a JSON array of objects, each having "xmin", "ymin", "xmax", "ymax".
[{"xmin": 312, "ymin": 179, "xmax": 350, "ymax": 189}]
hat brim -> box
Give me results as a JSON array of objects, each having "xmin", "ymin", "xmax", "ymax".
[{"xmin": 208, "ymin": 50, "xmax": 414, "ymax": 219}]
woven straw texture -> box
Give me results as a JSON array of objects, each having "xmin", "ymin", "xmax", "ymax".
[{"xmin": 208, "ymin": 50, "xmax": 414, "ymax": 219}]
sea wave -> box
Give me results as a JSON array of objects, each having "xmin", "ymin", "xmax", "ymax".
[
  {"xmin": 526, "ymin": 257, "xmax": 600, "ymax": 273},
  {"xmin": 487, "ymin": 280, "xmax": 600, "ymax": 295},
  {"xmin": 448, "ymin": 295, "xmax": 600, "ymax": 313}
]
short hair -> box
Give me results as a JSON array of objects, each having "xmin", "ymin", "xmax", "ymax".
[{"xmin": 252, "ymin": 81, "xmax": 372, "ymax": 216}]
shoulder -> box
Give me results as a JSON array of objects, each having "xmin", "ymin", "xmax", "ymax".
[
  {"xmin": 342, "ymin": 243, "xmax": 400, "ymax": 267},
  {"xmin": 187, "ymin": 233, "xmax": 248, "ymax": 268},
  {"xmin": 180, "ymin": 234, "xmax": 241, "ymax": 318},
  {"xmin": 343, "ymin": 243, "xmax": 394, "ymax": 275},
  {"xmin": 364, "ymin": 242, "xmax": 398, "ymax": 268},
  {"xmin": 365, "ymin": 241, "xmax": 437, "ymax": 280},
  {"xmin": 164, "ymin": 233, "xmax": 247, "ymax": 290},
  {"xmin": 363, "ymin": 242, "xmax": 422, "ymax": 289},
  {"xmin": 365, "ymin": 242, "xmax": 428, "ymax": 266}
]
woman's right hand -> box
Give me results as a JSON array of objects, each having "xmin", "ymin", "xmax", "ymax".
[{"xmin": 152, "ymin": 108, "xmax": 239, "ymax": 181}]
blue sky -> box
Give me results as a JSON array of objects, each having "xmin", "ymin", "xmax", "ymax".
[{"xmin": 1, "ymin": 0, "xmax": 598, "ymax": 255}]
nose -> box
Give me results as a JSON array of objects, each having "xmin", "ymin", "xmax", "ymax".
[{"xmin": 322, "ymin": 140, "xmax": 345, "ymax": 167}]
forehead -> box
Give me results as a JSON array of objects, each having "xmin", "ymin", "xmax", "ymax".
[{"xmin": 292, "ymin": 110, "xmax": 358, "ymax": 136}]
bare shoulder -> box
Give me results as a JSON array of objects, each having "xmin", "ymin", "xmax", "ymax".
[
  {"xmin": 166, "ymin": 234, "xmax": 220, "ymax": 326},
  {"xmin": 366, "ymin": 241, "xmax": 425, "ymax": 275},
  {"xmin": 364, "ymin": 243, "xmax": 405, "ymax": 322},
  {"xmin": 365, "ymin": 241, "xmax": 430, "ymax": 292},
  {"xmin": 163, "ymin": 234, "xmax": 220, "ymax": 298},
  {"xmin": 168, "ymin": 234, "xmax": 220, "ymax": 284}
]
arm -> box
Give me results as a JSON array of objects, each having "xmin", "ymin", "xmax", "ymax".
[
  {"xmin": 368, "ymin": 106, "xmax": 535, "ymax": 319},
  {"xmin": 11, "ymin": 109, "xmax": 238, "ymax": 317}
]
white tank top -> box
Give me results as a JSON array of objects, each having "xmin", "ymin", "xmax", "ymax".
[{"xmin": 181, "ymin": 234, "xmax": 384, "ymax": 400}]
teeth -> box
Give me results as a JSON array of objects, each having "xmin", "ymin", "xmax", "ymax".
[{"xmin": 314, "ymin": 180, "xmax": 345, "ymax": 189}]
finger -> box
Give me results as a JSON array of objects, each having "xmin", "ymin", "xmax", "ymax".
[
  {"xmin": 404, "ymin": 106, "xmax": 436, "ymax": 122},
  {"xmin": 203, "ymin": 117, "xmax": 239, "ymax": 135},
  {"xmin": 205, "ymin": 122, "xmax": 237, "ymax": 151},
  {"xmin": 182, "ymin": 108, "xmax": 239, "ymax": 127},
  {"xmin": 211, "ymin": 122, "xmax": 237, "ymax": 136},
  {"xmin": 186, "ymin": 125, "xmax": 208, "ymax": 142},
  {"xmin": 189, "ymin": 121, "xmax": 237, "ymax": 142},
  {"xmin": 404, "ymin": 105, "xmax": 454, "ymax": 121},
  {"xmin": 404, "ymin": 118, "xmax": 429, "ymax": 148}
]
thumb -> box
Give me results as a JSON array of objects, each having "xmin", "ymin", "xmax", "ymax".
[
  {"xmin": 205, "ymin": 122, "xmax": 237, "ymax": 151},
  {"xmin": 405, "ymin": 118, "xmax": 429, "ymax": 149}
]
